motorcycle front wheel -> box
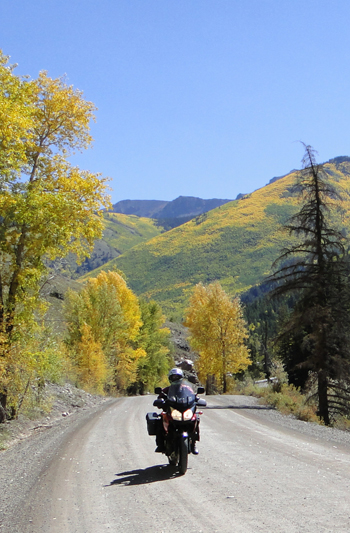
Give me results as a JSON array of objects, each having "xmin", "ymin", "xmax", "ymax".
[
  {"xmin": 168, "ymin": 451, "xmax": 178, "ymax": 466},
  {"xmin": 178, "ymin": 437, "xmax": 188, "ymax": 475}
]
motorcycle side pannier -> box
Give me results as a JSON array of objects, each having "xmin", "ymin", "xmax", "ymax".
[{"xmin": 146, "ymin": 412, "xmax": 160, "ymax": 436}]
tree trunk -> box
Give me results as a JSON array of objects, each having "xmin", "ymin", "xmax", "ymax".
[
  {"xmin": 0, "ymin": 392, "xmax": 7, "ymax": 423},
  {"xmin": 0, "ymin": 337, "xmax": 7, "ymax": 423},
  {"xmin": 318, "ymin": 371, "xmax": 330, "ymax": 425},
  {"xmin": 223, "ymin": 373, "xmax": 227, "ymax": 393},
  {"xmin": 206, "ymin": 374, "xmax": 215, "ymax": 395}
]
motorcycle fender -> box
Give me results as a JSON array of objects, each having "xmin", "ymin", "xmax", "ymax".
[{"xmin": 181, "ymin": 432, "xmax": 190, "ymax": 454}]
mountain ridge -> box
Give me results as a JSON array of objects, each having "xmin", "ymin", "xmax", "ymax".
[{"xmin": 112, "ymin": 195, "xmax": 232, "ymax": 219}]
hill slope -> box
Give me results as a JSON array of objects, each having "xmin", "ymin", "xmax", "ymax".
[
  {"xmin": 86, "ymin": 158, "xmax": 350, "ymax": 314},
  {"xmin": 68, "ymin": 212, "xmax": 162, "ymax": 278}
]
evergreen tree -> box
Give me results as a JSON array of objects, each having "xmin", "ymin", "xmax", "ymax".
[{"xmin": 269, "ymin": 145, "xmax": 350, "ymax": 425}]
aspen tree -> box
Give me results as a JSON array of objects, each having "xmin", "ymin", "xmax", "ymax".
[
  {"xmin": 65, "ymin": 271, "xmax": 146, "ymax": 393},
  {"xmin": 185, "ymin": 282, "xmax": 250, "ymax": 393},
  {"xmin": 0, "ymin": 51, "xmax": 110, "ymax": 418}
]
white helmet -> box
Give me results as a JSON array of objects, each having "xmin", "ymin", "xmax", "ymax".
[{"xmin": 168, "ymin": 368, "xmax": 184, "ymax": 382}]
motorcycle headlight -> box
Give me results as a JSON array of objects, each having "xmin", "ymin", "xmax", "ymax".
[
  {"xmin": 183, "ymin": 409, "xmax": 194, "ymax": 421},
  {"xmin": 171, "ymin": 408, "xmax": 182, "ymax": 421}
]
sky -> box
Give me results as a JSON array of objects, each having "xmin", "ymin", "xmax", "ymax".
[{"xmin": 1, "ymin": 1, "xmax": 350, "ymax": 204}]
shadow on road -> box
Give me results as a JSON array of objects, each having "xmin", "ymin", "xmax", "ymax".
[
  {"xmin": 108, "ymin": 464, "xmax": 180, "ymax": 486},
  {"xmin": 205, "ymin": 405, "xmax": 274, "ymax": 410}
]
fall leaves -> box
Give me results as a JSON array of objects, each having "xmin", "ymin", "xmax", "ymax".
[
  {"xmin": 65, "ymin": 271, "xmax": 146, "ymax": 393},
  {"xmin": 0, "ymin": 48, "xmax": 253, "ymax": 418},
  {"xmin": 64, "ymin": 271, "xmax": 171, "ymax": 394},
  {"xmin": 185, "ymin": 282, "xmax": 251, "ymax": 393},
  {"xmin": 65, "ymin": 276, "xmax": 251, "ymax": 396},
  {"xmin": 0, "ymin": 51, "xmax": 110, "ymax": 417}
]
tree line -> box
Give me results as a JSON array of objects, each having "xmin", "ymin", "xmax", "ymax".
[
  {"xmin": 0, "ymin": 51, "xmax": 171, "ymax": 422},
  {"xmin": 64, "ymin": 270, "xmax": 171, "ymax": 396}
]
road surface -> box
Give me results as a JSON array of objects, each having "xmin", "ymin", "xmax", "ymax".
[{"xmin": 1, "ymin": 395, "xmax": 350, "ymax": 532}]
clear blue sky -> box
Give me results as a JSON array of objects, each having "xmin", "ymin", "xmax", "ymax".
[{"xmin": 1, "ymin": 1, "xmax": 349, "ymax": 204}]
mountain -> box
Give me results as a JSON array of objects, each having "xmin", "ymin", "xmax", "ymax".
[
  {"xmin": 66, "ymin": 197, "xmax": 232, "ymax": 278},
  {"xmin": 84, "ymin": 157, "xmax": 350, "ymax": 316},
  {"xmin": 111, "ymin": 199, "xmax": 168, "ymax": 218},
  {"xmin": 112, "ymin": 196, "xmax": 232, "ymax": 229}
]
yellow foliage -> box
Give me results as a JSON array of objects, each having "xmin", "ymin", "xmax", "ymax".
[
  {"xmin": 0, "ymin": 51, "xmax": 34, "ymax": 176},
  {"xmin": 185, "ymin": 282, "xmax": 251, "ymax": 392},
  {"xmin": 115, "ymin": 346, "xmax": 147, "ymax": 391},
  {"xmin": 0, "ymin": 51, "xmax": 110, "ymax": 416},
  {"xmin": 89, "ymin": 271, "xmax": 142, "ymax": 342},
  {"xmin": 65, "ymin": 271, "xmax": 146, "ymax": 393},
  {"xmin": 76, "ymin": 324, "xmax": 108, "ymax": 394}
]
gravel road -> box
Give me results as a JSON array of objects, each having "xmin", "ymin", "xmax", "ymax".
[{"xmin": 1, "ymin": 394, "xmax": 350, "ymax": 533}]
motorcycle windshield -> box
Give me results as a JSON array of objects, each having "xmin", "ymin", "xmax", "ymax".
[{"xmin": 167, "ymin": 379, "xmax": 196, "ymax": 409}]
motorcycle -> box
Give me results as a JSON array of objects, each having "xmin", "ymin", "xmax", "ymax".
[{"xmin": 146, "ymin": 378, "xmax": 207, "ymax": 475}]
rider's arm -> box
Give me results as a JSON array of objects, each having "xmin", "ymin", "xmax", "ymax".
[{"xmin": 158, "ymin": 386, "xmax": 169, "ymax": 399}]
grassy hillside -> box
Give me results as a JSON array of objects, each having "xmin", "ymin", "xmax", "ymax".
[
  {"xmin": 71, "ymin": 212, "xmax": 162, "ymax": 277},
  {"xmin": 103, "ymin": 212, "xmax": 162, "ymax": 252},
  {"xmin": 84, "ymin": 159, "xmax": 350, "ymax": 315}
]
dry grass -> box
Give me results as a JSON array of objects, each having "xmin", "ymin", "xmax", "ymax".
[{"xmin": 231, "ymin": 379, "xmax": 320, "ymax": 424}]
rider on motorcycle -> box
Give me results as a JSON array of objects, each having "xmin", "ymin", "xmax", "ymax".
[{"xmin": 155, "ymin": 367, "xmax": 200, "ymax": 454}]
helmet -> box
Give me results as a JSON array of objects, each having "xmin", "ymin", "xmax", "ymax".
[{"xmin": 168, "ymin": 368, "xmax": 184, "ymax": 382}]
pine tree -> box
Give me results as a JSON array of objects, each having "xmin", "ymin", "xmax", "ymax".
[{"xmin": 269, "ymin": 145, "xmax": 350, "ymax": 425}]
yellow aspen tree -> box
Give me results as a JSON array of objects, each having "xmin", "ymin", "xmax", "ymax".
[
  {"xmin": 76, "ymin": 324, "xmax": 108, "ymax": 394},
  {"xmin": 65, "ymin": 271, "xmax": 146, "ymax": 393},
  {"xmin": 114, "ymin": 346, "xmax": 148, "ymax": 392},
  {"xmin": 0, "ymin": 51, "xmax": 110, "ymax": 419},
  {"xmin": 185, "ymin": 282, "xmax": 251, "ymax": 393}
]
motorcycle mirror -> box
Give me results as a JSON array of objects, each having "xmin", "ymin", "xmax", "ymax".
[
  {"xmin": 197, "ymin": 386, "xmax": 205, "ymax": 394},
  {"xmin": 154, "ymin": 387, "xmax": 162, "ymax": 395}
]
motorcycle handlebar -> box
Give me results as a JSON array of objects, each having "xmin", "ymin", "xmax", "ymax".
[{"xmin": 153, "ymin": 396, "xmax": 206, "ymax": 409}]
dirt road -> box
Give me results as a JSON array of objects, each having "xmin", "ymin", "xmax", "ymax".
[{"xmin": 1, "ymin": 395, "xmax": 350, "ymax": 532}]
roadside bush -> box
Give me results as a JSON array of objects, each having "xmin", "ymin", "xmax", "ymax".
[
  {"xmin": 333, "ymin": 416, "xmax": 350, "ymax": 431},
  {"xmin": 260, "ymin": 383, "xmax": 319, "ymax": 422},
  {"xmin": 227, "ymin": 376, "xmax": 262, "ymax": 397},
  {"xmin": 1, "ymin": 330, "xmax": 66, "ymax": 420},
  {"xmin": 230, "ymin": 377, "xmax": 320, "ymax": 423}
]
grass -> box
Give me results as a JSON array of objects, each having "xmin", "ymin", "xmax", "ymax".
[{"xmin": 0, "ymin": 426, "xmax": 11, "ymax": 450}]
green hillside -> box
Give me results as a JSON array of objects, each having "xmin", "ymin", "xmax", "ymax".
[
  {"xmin": 84, "ymin": 158, "xmax": 350, "ymax": 315},
  {"xmin": 102, "ymin": 212, "xmax": 162, "ymax": 252},
  {"xmin": 72, "ymin": 212, "xmax": 162, "ymax": 277}
]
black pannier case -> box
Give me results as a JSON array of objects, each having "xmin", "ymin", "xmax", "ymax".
[{"xmin": 146, "ymin": 412, "xmax": 160, "ymax": 436}]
